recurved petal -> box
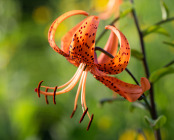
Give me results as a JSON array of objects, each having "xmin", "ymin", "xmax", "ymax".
[
  {"xmin": 48, "ymin": 10, "xmax": 89, "ymax": 57},
  {"xmin": 69, "ymin": 16, "xmax": 99, "ymax": 67},
  {"xmin": 61, "ymin": 18, "xmax": 87, "ymax": 54},
  {"xmin": 93, "ymin": 75, "xmax": 150, "ymax": 102},
  {"xmin": 96, "ymin": 25, "xmax": 130, "ymax": 75},
  {"xmin": 141, "ymin": 77, "xmax": 151, "ymax": 93},
  {"xmin": 97, "ymin": 30, "xmax": 118, "ymax": 64}
]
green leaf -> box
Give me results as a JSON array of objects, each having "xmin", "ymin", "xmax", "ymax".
[
  {"xmin": 142, "ymin": 25, "xmax": 170, "ymax": 37},
  {"xmin": 131, "ymin": 49, "xmax": 143, "ymax": 60},
  {"xmin": 120, "ymin": 8, "xmax": 132, "ymax": 18},
  {"xmin": 120, "ymin": 1, "xmax": 133, "ymax": 18},
  {"xmin": 150, "ymin": 67, "xmax": 174, "ymax": 83},
  {"xmin": 163, "ymin": 41, "xmax": 174, "ymax": 47},
  {"xmin": 160, "ymin": 0, "xmax": 169, "ymax": 20},
  {"xmin": 144, "ymin": 115, "xmax": 167, "ymax": 130},
  {"xmin": 153, "ymin": 115, "xmax": 167, "ymax": 130},
  {"xmin": 144, "ymin": 116, "xmax": 154, "ymax": 126}
]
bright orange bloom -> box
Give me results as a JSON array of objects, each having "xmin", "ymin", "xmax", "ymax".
[
  {"xmin": 35, "ymin": 10, "xmax": 150, "ymax": 130},
  {"xmin": 98, "ymin": 0, "xmax": 122, "ymax": 20}
]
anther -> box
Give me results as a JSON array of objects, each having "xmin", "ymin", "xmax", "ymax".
[
  {"xmin": 37, "ymin": 80, "xmax": 44, "ymax": 98},
  {"xmin": 70, "ymin": 105, "xmax": 77, "ymax": 118},
  {"xmin": 87, "ymin": 114, "xmax": 94, "ymax": 131},
  {"xmin": 79, "ymin": 107, "xmax": 88, "ymax": 123},
  {"xmin": 53, "ymin": 86, "xmax": 57, "ymax": 104},
  {"xmin": 45, "ymin": 88, "xmax": 49, "ymax": 104}
]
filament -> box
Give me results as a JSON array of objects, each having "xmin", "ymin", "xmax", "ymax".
[
  {"xmin": 39, "ymin": 63, "xmax": 86, "ymax": 96},
  {"xmin": 81, "ymin": 70, "xmax": 90, "ymax": 119},
  {"xmin": 41, "ymin": 63, "xmax": 83, "ymax": 89}
]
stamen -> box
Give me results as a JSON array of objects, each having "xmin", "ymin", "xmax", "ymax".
[
  {"xmin": 71, "ymin": 71, "xmax": 86, "ymax": 118},
  {"xmin": 41, "ymin": 63, "xmax": 84, "ymax": 90},
  {"xmin": 53, "ymin": 86, "xmax": 57, "ymax": 104},
  {"xmin": 45, "ymin": 88, "xmax": 49, "ymax": 104},
  {"xmin": 79, "ymin": 107, "xmax": 88, "ymax": 123},
  {"xmin": 87, "ymin": 114, "xmax": 94, "ymax": 131},
  {"xmin": 70, "ymin": 105, "xmax": 77, "ymax": 118},
  {"xmin": 81, "ymin": 72, "xmax": 86, "ymax": 112},
  {"xmin": 39, "ymin": 63, "xmax": 86, "ymax": 96},
  {"xmin": 74, "ymin": 72, "xmax": 85, "ymax": 111},
  {"xmin": 37, "ymin": 80, "xmax": 43, "ymax": 97},
  {"xmin": 81, "ymin": 71, "xmax": 90, "ymax": 118}
]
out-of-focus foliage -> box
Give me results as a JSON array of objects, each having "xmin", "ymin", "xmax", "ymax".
[
  {"xmin": 160, "ymin": 0, "xmax": 169, "ymax": 20},
  {"xmin": 145, "ymin": 115, "xmax": 167, "ymax": 130},
  {"xmin": 0, "ymin": 0, "xmax": 174, "ymax": 140},
  {"xmin": 150, "ymin": 67, "xmax": 174, "ymax": 83}
]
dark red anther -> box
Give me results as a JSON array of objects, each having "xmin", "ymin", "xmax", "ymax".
[
  {"xmin": 45, "ymin": 88, "xmax": 49, "ymax": 104},
  {"xmin": 34, "ymin": 88, "xmax": 37, "ymax": 92},
  {"xmin": 70, "ymin": 110, "xmax": 76, "ymax": 118},
  {"xmin": 53, "ymin": 86, "xmax": 57, "ymax": 104},
  {"xmin": 37, "ymin": 80, "xmax": 43, "ymax": 98},
  {"xmin": 70, "ymin": 105, "xmax": 77, "ymax": 118},
  {"xmin": 79, "ymin": 108, "xmax": 88, "ymax": 123},
  {"xmin": 87, "ymin": 114, "xmax": 94, "ymax": 131}
]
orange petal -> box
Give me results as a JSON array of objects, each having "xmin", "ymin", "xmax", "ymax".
[
  {"xmin": 48, "ymin": 10, "xmax": 89, "ymax": 57},
  {"xmin": 96, "ymin": 25, "xmax": 130, "ymax": 74},
  {"xmin": 69, "ymin": 16, "xmax": 99, "ymax": 67},
  {"xmin": 93, "ymin": 75, "xmax": 150, "ymax": 102},
  {"xmin": 141, "ymin": 77, "xmax": 151, "ymax": 93},
  {"xmin": 61, "ymin": 18, "xmax": 87, "ymax": 54},
  {"xmin": 97, "ymin": 30, "xmax": 118, "ymax": 64}
]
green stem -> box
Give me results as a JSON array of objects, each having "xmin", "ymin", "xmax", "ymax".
[
  {"xmin": 155, "ymin": 17, "xmax": 174, "ymax": 26},
  {"xmin": 130, "ymin": 0, "xmax": 161, "ymax": 139},
  {"xmin": 164, "ymin": 60, "xmax": 174, "ymax": 67}
]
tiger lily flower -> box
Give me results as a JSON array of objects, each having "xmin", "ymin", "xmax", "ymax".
[{"xmin": 35, "ymin": 10, "xmax": 150, "ymax": 130}]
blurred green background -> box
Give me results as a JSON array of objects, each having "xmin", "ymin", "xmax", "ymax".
[{"xmin": 0, "ymin": 0, "xmax": 174, "ymax": 140}]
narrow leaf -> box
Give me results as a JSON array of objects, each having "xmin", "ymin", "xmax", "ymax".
[
  {"xmin": 163, "ymin": 41, "xmax": 174, "ymax": 47},
  {"xmin": 144, "ymin": 115, "xmax": 167, "ymax": 129},
  {"xmin": 150, "ymin": 67, "xmax": 174, "ymax": 83},
  {"xmin": 131, "ymin": 49, "xmax": 143, "ymax": 60},
  {"xmin": 120, "ymin": 8, "xmax": 132, "ymax": 18},
  {"xmin": 160, "ymin": 0, "xmax": 169, "ymax": 20},
  {"xmin": 142, "ymin": 25, "xmax": 170, "ymax": 37},
  {"xmin": 144, "ymin": 116, "xmax": 154, "ymax": 126},
  {"xmin": 120, "ymin": 1, "xmax": 133, "ymax": 18},
  {"xmin": 153, "ymin": 115, "xmax": 167, "ymax": 130}
]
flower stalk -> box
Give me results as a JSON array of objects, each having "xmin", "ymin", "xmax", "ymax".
[{"xmin": 129, "ymin": 0, "xmax": 161, "ymax": 139}]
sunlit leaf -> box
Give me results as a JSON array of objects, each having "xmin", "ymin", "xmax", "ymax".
[
  {"xmin": 145, "ymin": 115, "xmax": 166, "ymax": 129},
  {"xmin": 160, "ymin": 0, "xmax": 169, "ymax": 20},
  {"xmin": 153, "ymin": 115, "xmax": 167, "ymax": 130},
  {"xmin": 120, "ymin": 8, "xmax": 132, "ymax": 18},
  {"xmin": 131, "ymin": 49, "xmax": 143, "ymax": 60},
  {"xmin": 142, "ymin": 25, "xmax": 170, "ymax": 37},
  {"xmin": 144, "ymin": 116, "xmax": 154, "ymax": 126},
  {"xmin": 150, "ymin": 67, "xmax": 174, "ymax": 83},
  {"xmin": 163, "ymin": 41, "xmax": 174, "ymax": 47},
  {"xmin": 120, "ymin": 1, "xmax": 133, "ymax": 18}
]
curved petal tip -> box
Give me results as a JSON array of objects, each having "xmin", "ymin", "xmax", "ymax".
[{"xmin": 141, "ymin": 77, "xmax": 151, "ymax": 93}]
